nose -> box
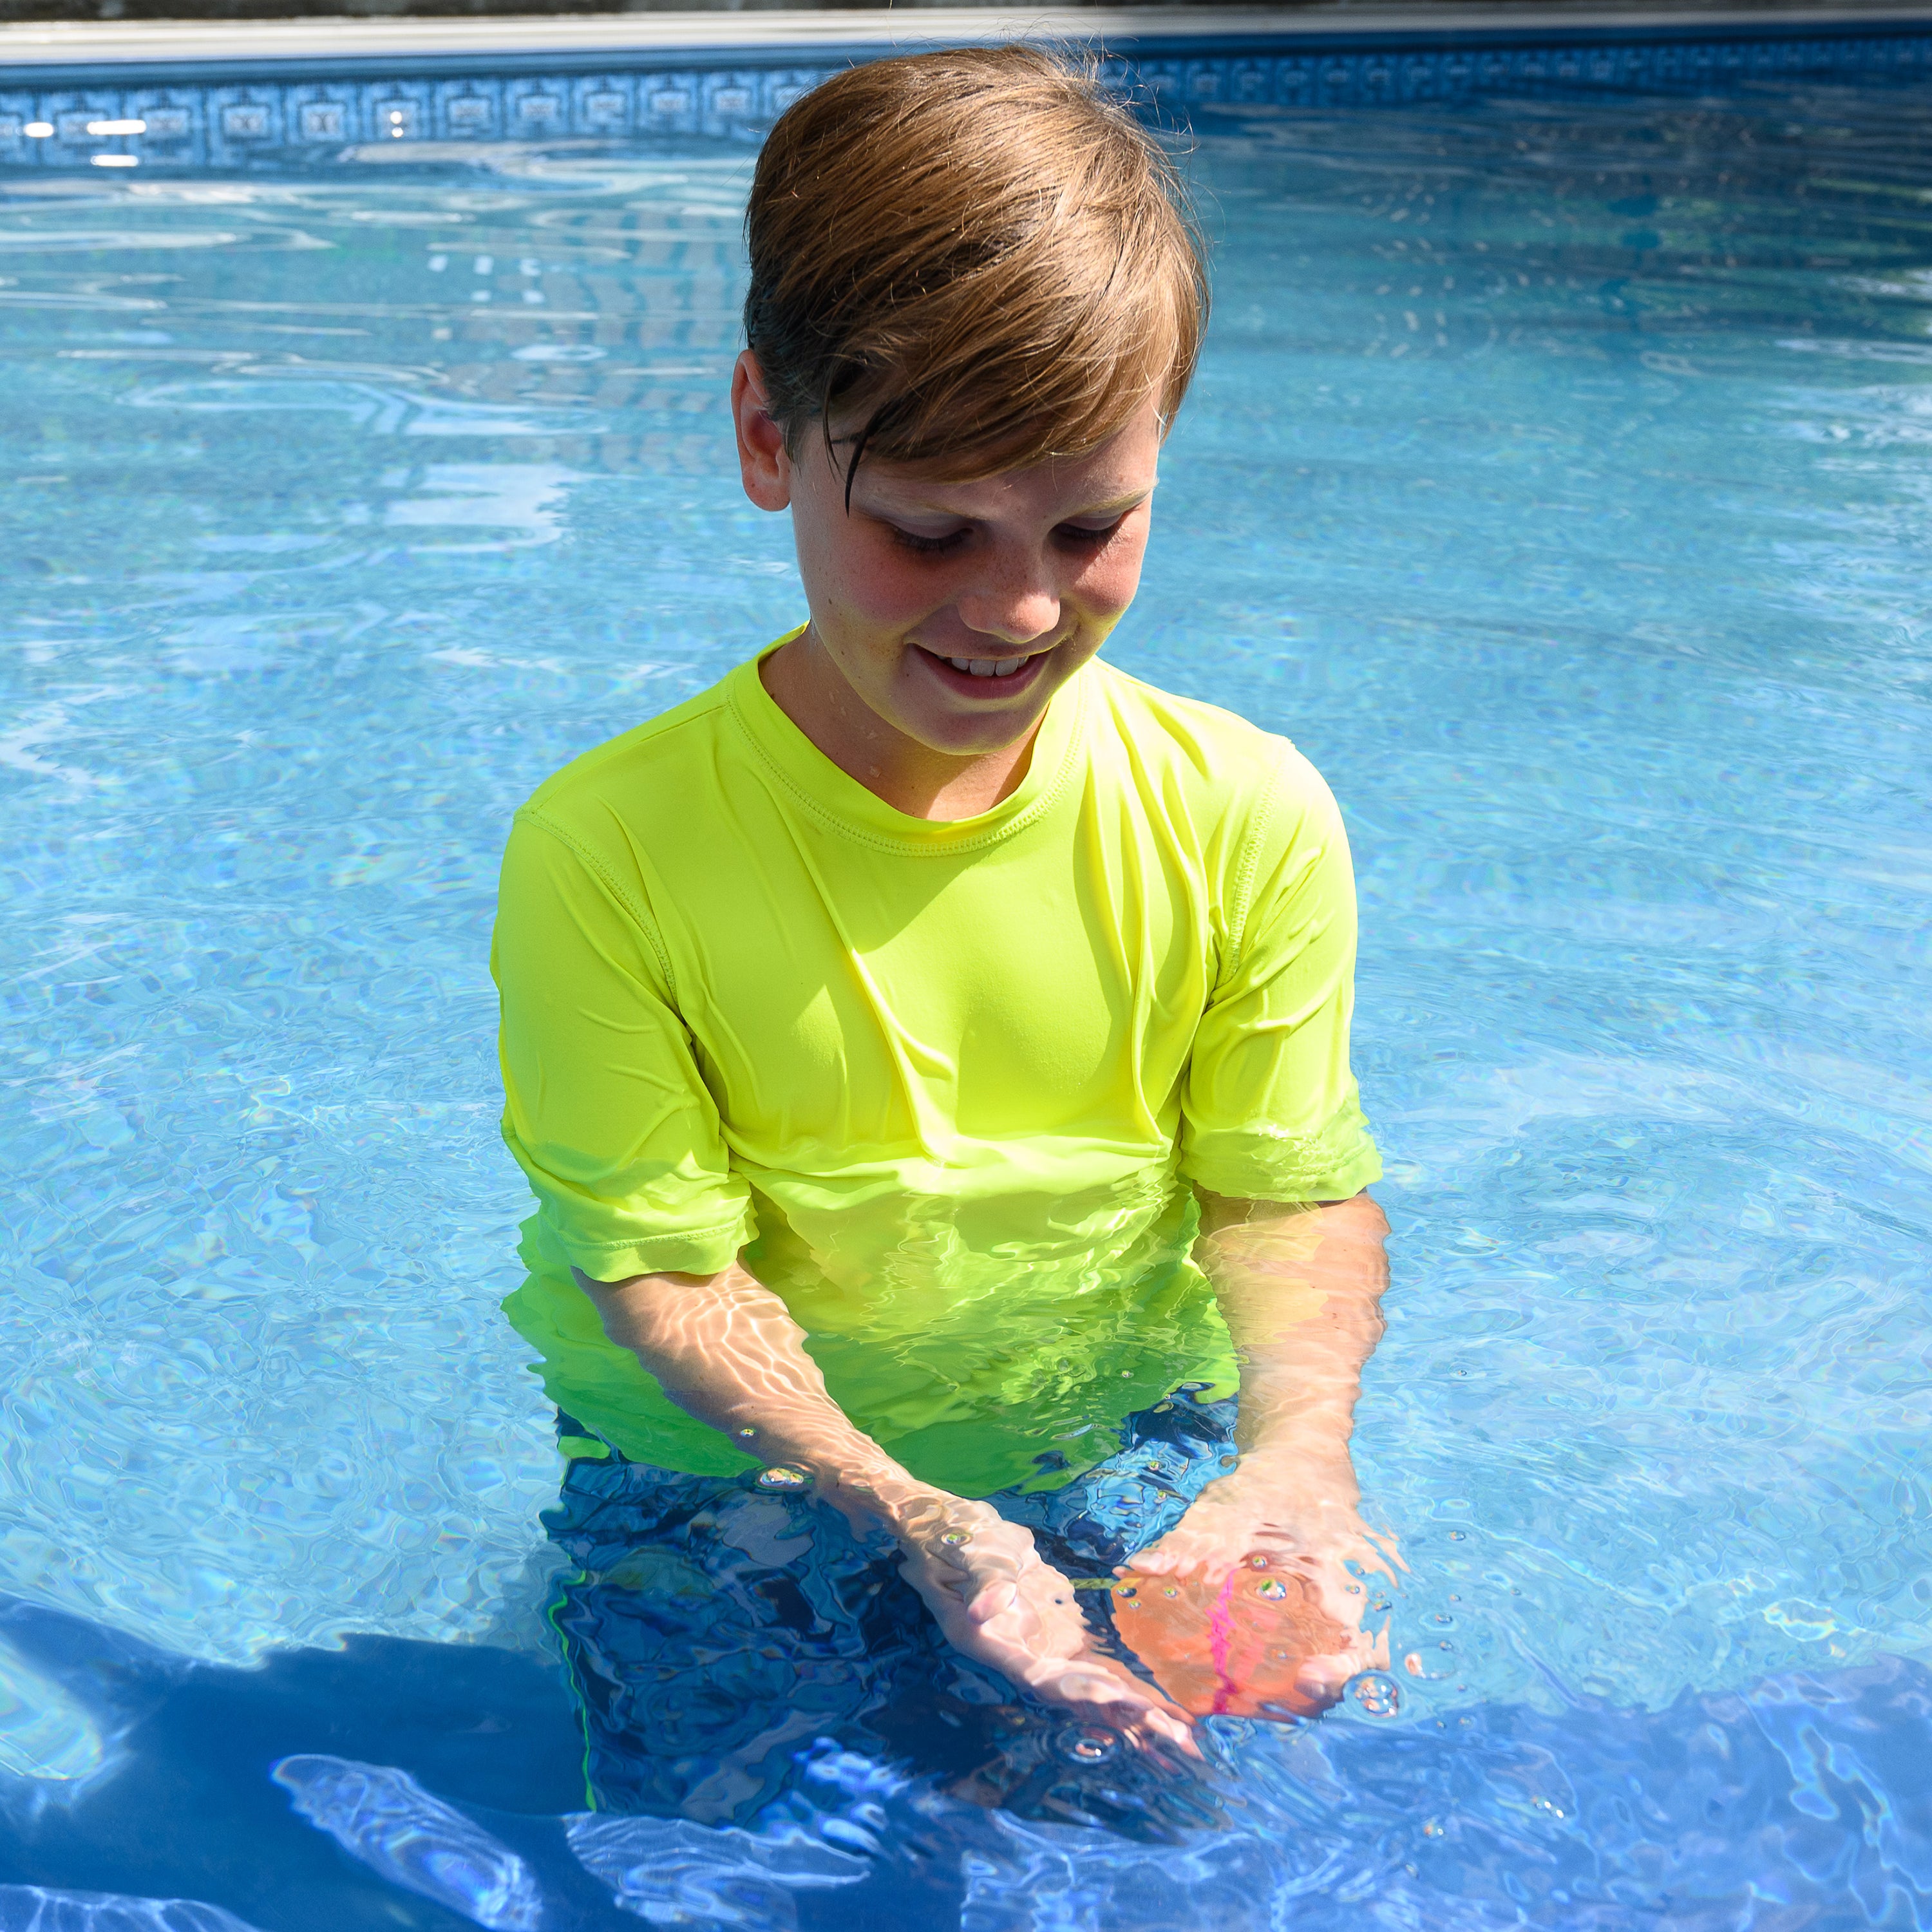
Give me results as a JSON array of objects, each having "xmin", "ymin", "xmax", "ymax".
[{"xmin": 954, "ymin": 547, "xmax": 1061, "ymax": 648}]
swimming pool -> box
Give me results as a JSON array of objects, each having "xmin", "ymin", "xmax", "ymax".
[{"xmin": 2, "ymin": 43, "xmax": 1930, "ymax": 1930}]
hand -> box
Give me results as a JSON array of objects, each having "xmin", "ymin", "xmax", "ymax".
[
  {"xmin": 1121, "ymin": 1454, "xmax": 1401, "ymax": 1701},
  {"xmin": 895, "ymin": 1497, "xmax": 1200, "ymax": 1758}
]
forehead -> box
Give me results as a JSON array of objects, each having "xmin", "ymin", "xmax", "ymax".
[{"xmin": 850, "ymin": 400, "xmax": 1164, "ymax": 518}]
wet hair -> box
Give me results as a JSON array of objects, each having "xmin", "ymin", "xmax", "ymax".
[{"xmin": 742, "ymin": 44, "xmax": 1208, "ymax": 492}]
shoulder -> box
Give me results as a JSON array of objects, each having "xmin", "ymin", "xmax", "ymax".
[
  {"xmin": 520, "ymin": 674, "xmax": 735, "ymax": 836},
  {"xmin": 509, "ymin": 654, "xmax": 776, "ymax": 891},
  {"xmin": 1083, "ymin": 658, "xmax": 1336, "ymax": 823},
  {"xmin": 500, "ymin": 665, "xmax": 751, "ymax": 942}
]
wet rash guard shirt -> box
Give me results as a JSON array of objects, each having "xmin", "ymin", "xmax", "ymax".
[{"xmin": 493, "ymin": 638, "xmax": 1379, "ymax": 1496}]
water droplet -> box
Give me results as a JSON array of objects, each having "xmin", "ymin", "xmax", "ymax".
[
  {"xmin": 1057, "ymin": 1726, "xmax": 1119, "ymax": 1765},
  {"xmin": 1249, "ymin": 1553, "xmax": 1269, "ymax": 1568},
  {"xmin": 1256, "ymin": 1578, "xmax": 1289, "ymax": 1601},
  {"xmin": 755, "ymin": 1464, "xmax": 810, "ymax": 1491},
  {"xmin": 940, "ymin": 1530, "xmax": 972, "ymax": 1547},
  {"xmin": 1349, "ymin": 1672, "xmax": 1401, "ymax": 1718},
  {"xmin": 1164, "ymin": 1586, "xmax": 1179, "ymax": 1598},
  {"xmin": 735, "ymin": 1426, "xmax": 758, "ymax": 1439}
]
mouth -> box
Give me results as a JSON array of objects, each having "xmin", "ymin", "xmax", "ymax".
[{"xmin": 914, "ymin": 641, "xmax": 1054, "ymax": 697}]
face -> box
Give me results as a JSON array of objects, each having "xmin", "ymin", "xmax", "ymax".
[{"xmin": 733, "ymin": 352, "xmax": 1162, "ymax": 762}]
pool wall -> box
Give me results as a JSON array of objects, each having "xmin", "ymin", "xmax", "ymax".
[{"xmin": 5, "ymin": 1, "xmax": 1932, "ymax": 167}]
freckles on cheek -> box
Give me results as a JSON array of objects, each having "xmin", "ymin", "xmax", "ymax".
[
  {"xmin": 1080, "ymin": 553, "xmax": 1147, "ymax": 622},
  {"xmin": 844, "ymin": 549, "xmax": 940, "ymax": 629}
]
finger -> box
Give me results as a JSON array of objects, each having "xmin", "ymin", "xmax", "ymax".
[
  {"xmin": 1363, "ymin": 1527, "xmax": 1408, "ymax": 1577},
  {"xmin": 1125, "ymin": 1705, "xmax": 1203, "ymax": 1759},
  {"xmin": 1063, "ymin": 1654, "xmax": 1197, "ymax": 1731},
  {"xmin": 1351, "ymin": 1539, "xmax": 1401, "ymax": 1587},
  {"xmin": 967, "ymin": 1577, "xmax": 1019, "ymax": 1625},
  {"xmin": 1296, "ymin": 1645, "xmax": 1365, "ymax": 1695},
  {"xmin": 1121, "ymin": 1544, "xmax": 1200, "ymax": 1578}
]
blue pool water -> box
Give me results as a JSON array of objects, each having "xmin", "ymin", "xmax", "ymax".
[{"xmin": 3, "ymin": 69, "xmax": 1931, "ymax": 1929}]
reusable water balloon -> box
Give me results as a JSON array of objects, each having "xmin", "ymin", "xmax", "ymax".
[{"xmin": 1109, "ymin": 1558, "xmax": 1352, "ymax": 1720}]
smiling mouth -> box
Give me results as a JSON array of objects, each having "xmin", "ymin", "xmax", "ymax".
[
  {"xmin": 916, "ymin": 641, "xmax": 1054, "ymax": 690},
  {"xmin": 946, "ymin": 653, "xmax": 1027, "ymax": 678}
]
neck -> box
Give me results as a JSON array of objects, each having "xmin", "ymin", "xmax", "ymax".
[{"xmin": 760, "ymin": 630, "xmax": 1041, "ymax": 821}]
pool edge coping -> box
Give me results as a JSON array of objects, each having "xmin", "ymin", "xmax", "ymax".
[{"xmin": 9, "ymin": 1, "xmax": 1932, "ymax": 72}]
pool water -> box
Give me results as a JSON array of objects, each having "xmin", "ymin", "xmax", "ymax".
[{"xmin": 3, "ymin": 71, "xmax": 1930, "ymax": 1929}]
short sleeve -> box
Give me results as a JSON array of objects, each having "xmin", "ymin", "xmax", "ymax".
[
  {"xmin": 1179, "ymin": 752, "xmax": 1381, "ymax": 1204},
  {"xmin": 492, "ymin": 809, "xmax": 755, "ymax": 1280}
]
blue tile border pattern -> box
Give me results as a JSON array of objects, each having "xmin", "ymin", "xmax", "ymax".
[{"xmin": 3, "ymin": 21, "xmax": 1932, "ymax": 169}]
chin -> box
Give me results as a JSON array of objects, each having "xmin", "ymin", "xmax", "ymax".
[{"xmin": 912, "ymin": 712, "xmax": 1046, "ymax": 759}]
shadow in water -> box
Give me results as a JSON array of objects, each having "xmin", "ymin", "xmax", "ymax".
[
  {"xmin": 2, "ymin": 1591, "xmax": 1930, "ymax": 1929},
  {"xmin": 0, "ymin": 1596, "xmax": 591, "ymax": 1930}
]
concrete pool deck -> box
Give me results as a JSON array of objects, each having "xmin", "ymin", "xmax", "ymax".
[
  {"xmin": 4, "ymin": 0, "xmax": 1929, "ymax": 158},
  {"xmin": 5, "ymin": 1, "xmax": 1932, "ymax": 73}
]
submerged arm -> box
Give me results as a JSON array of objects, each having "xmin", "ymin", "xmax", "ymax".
[
  {"xmin": 1126, "ymin": 1189, "xmax": 1398, "ymax": 1610},
  {"xmin": 576, "ymin": 1260, "xmax": 936, "ymax": 1530},
  {"xmin": 1197, "ymin": 1188, "xmax": 1390, "ymax": 1477},
  {"xmin": 574, "ymin": 1262, "xmax": 1197, "ymax": 1752}
]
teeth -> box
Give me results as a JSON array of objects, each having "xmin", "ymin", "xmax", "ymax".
[{"xmin": 945, "ymin": 655, "xmax": 1027, "ymax": 678}]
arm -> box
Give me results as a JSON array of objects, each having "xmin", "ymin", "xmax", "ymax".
[
  {"xmin": 1196, "ymin": 1187, "xmax": 1390, "ymax": 1504},
  {"xmin": 577, "ymin": 1258, "xmax": 949, "ymax": 1533},
  {"xmin": 575, "ymin": 1260, "xmax": 1198, "ymax": 1754},
  {"xmin": 1123, "ymin": 1189, "xmax": 1399, "ymax": 1674}
]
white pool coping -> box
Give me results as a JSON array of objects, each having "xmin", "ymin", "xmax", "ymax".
[{"xmin": 6, "ymin": 3, "xmax": 1932, "ymax": 70}]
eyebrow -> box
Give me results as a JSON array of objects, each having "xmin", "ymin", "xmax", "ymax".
[{"xmin": 886, "ymin": 486, "xmax": 1155, "ymax": 520}]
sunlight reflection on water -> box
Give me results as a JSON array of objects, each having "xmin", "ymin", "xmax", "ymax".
[{"xmin": 1, "ymin": 76, "xmax": 1930, "ymax": 1924}]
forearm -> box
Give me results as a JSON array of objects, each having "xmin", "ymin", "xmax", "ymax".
[
  {"xmin": 572, "ymin": 1260, "xmax": 954, "ymax": 1536},
  {"xmin": 1193, "ymin": 1190, "xmax": 1389, "ymax": 1470}
]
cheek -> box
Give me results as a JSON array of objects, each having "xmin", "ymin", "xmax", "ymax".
[
  {"xmin": 811, "ymin": 527, "xmax": 940, "ymax": 630},
  {"xmin": 1074, "ymin": 535, "xmax": 1151, "ymax": 620},
  {"xmin": 854, "ymin": 554, "xmax": 943, "ymax": 626}
]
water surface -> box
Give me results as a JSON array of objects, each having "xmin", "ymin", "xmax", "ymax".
[{"xmin": 2, "ymin": 77, "xmax": 1929, "ymax": 1928}]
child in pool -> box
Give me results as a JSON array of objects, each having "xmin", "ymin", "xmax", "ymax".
[{"xmin": 493, "ymin": 46, "xmax": 1396, "ymax": 1794}]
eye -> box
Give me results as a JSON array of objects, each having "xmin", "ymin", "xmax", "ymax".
[
  {"xmin": 1054, "ymin": 515, "xmax": 1128, "ymax": 551},
  {"xmin": 884, "ymin": 522, "xmax": 969, "ymax": 558}
]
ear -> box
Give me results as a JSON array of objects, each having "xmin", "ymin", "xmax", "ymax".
[{"xmin": 732, "ymin": 350, "xmax": 791, "ymax": 512}]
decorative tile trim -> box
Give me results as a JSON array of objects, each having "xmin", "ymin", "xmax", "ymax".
[{"xmin": 1, "ymin": 27, "xmax": 1929, "ymax": 168}]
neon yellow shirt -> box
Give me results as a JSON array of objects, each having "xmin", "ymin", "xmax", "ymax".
[{"xmin": 492, "ymin": 638, "xmax": 1379, "ymax": 1495}]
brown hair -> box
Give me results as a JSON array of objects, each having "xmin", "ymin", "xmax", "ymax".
[{"xmin": 743, "ymin": 44, "xmax": 1208, "ymax": 489}]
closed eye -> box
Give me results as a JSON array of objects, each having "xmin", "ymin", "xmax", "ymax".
[
  {"xmin": 881, "ymin": 511, "xmax": 1132, "ymax": 559},
  {"xmin": 1054, "ymin": 515, "xmax": 1129, "ymax": 552},
  {"xmin": 885, "ymin": 522, "xmax": 970, "ymax": 558}
]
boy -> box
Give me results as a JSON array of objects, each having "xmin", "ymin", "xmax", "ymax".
[{"xmin": 494, "ymin": 46, "xmax": 1394, "ymax": 1817}]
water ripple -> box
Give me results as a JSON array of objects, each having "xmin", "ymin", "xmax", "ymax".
[{"xmin": 271, "ymin": 1754, "xmax": 542, "ymax": 1929}]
